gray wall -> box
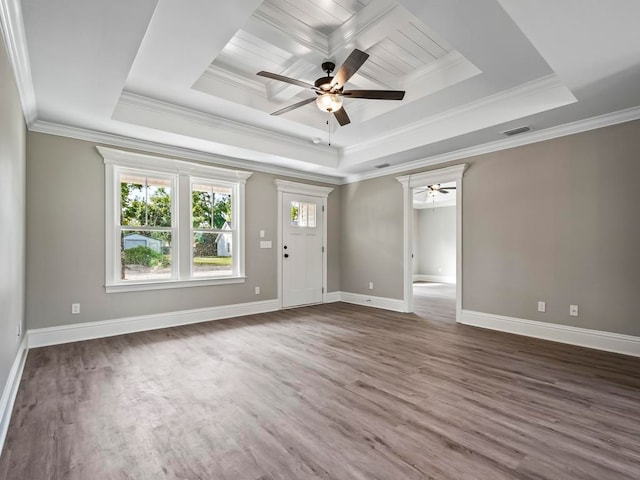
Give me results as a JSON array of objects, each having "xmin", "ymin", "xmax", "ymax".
[
  {"xmin": 463, "ymin": 120, "xmax": 640, "ymax": 336},
  {"xmin": 0, "ymin": 34, "xmax": 26, "ymax": 395},
  {"xmin": 415, "ymin": 206, "xmax": 456, "ymax": 279},
  {"xmin": 340, "ymin": 120, "xmax": 640, "ymax": 337},
  {"xmin": 340, "ymin": 175, "xmax": 404, "ymax": 299},
  {"xmin": 25, "ymin": 132, "xmax": 339, "ymax": 329}
]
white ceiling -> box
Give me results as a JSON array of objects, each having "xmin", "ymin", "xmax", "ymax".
[{"xmin": 7, "ymin": 0, "xmax": 640, "ymax": 183}]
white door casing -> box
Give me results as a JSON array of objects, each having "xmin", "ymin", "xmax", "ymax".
[
  {"xmin": 396, "ymin": 164, "xmax": 467, "ymax": 318},
  {"xmin": 275, "ymin": 180, "xmax": 333, "ymax": 309}
]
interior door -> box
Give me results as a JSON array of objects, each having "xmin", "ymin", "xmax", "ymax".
[{"xmin": 282, "ymin": 192, "xmax": 323, "ymax": 308}]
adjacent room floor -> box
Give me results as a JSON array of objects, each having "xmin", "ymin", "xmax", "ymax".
[
  {"xmin": 412, "ymin": 281, "xmax": 456, "ymax": 323},
  {"xmin": 1, "ymin": 302, "xmax": 639, "ymax": 479}
]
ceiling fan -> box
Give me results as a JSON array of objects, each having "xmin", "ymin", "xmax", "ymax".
[
  {"xmin": 415, "ymin": 184, "xmax": 457, "ymax": 196},
  {"xmin": 257, "ymin": 49, "xmax": 405, "ymax": 126}
]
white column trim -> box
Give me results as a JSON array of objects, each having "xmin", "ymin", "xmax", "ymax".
[{"xmin": 397, "ymin": 164, "xmax": 467, "ymax": 318}]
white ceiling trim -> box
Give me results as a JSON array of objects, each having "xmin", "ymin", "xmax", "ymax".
[
  {"xmin": 29, "ymin": 120, "xmax": 343, "ymax": 185},
  {"xmin": 196, "ymin": 65, "xmax": 266, "ymax": 97},
  {"xmin": 340, "ymin": 73, "xmax": 576, "ymax": 167},
  {"xmin": 251, "ymin": 6, "xmax": 329, "ymax": 56},
  {"xmin": 0, "ymin": 0, "xmax": 36, "ymax": 125},
  {"xmin": 328, "ymin": 0, "xmax": 402, "ymax": 55},
  {"xmin": 115, "ymin": 91, "xmax": 338, "ymax": 169},
  {"xmin": 24, "ymin": 104, "xmax": 640, "ymax": 188},
  {"xmin": 345, "ymin": 104, "xmax": 640, "ymax": 184}
]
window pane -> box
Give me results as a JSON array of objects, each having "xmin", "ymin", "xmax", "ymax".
[
  {"xmin": 290, "ymin": 201, "xmax": 299, "ymax": 226},
  {"xmin": 290, "ymin": 201, "xmax": 316, "ymax": 228},
  {"xmin": 192, "ymin": 232, "xmax": 233, "ymax": 277},
  {"xmin": 308, "ymin": 203, "xmax": 317, "ymax": 228},
  {"xmin": 121, "ymin": 175, "xmax": 172, "ymax": 227},
  {"xmin": 192, "ymin": 183, "xmax": 232, "ymax": 229},
  {"xmin": 120, "ymin": 230, "xmax": 172, "ymax": 281}
]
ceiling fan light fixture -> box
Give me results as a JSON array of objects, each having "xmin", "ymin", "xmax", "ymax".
[{"xmin": 316, "ymin": 93, "xmax": 343, "ymax": 113}]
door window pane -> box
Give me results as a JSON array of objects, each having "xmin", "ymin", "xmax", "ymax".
[{"xmin": 290, "ymin": 201, "xmax": 316, "ymax": 228}]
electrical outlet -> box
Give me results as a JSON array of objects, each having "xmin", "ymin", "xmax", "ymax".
[
  {"xmin": 569, "ymin": 304, "xmax": 578, "ymax": 317},
  {"xmin": 369, "ymin": 282, "xmax": 374, "ymax": 290},
  {"xmin": 255, "ymin": 286, "xmax": 260, "ymax": 295},
  {"xmin": 537, "ymin": 301, "xmax": 546, "ymax": 313},
  {"xmin": 72, "ymin": 303, "xmax": 80, "ymax": 314}
]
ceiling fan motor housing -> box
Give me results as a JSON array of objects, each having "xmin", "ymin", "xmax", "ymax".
[{"xmin": 315, "ymin": 76, "xmax": 335, "ymax": 92}]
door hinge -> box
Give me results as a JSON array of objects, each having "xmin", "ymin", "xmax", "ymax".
[
  {"xmin": 322, "ymin": 287, "xmax": 325, "ymax": 293},
  {"xmin": 322, "ymin": 246, "xmax": 325, "ymax": 253},
  {"xmin": 322, "ymin": 205, "xmax": 325, "ymax": 213}
]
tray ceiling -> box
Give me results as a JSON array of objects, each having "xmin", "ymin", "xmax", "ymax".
[{"xmin": 11, "ymin": 0, "xmax": 640, "ymax": 182}]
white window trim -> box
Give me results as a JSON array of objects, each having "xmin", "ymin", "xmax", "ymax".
[{"xmin": 99, "ymin": 146, "xmax": 252, "ymax": 293}]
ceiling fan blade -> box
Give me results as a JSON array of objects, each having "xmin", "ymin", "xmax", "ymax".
[
  {"xmin": 438, "ymin": 189, "xmax": 450, "ymax": 194},
  {"xmin": 257, "ymin": 71, "xmax": 317, "ymax": 91},
  {"xmin": 342, "ymin": 90, "xmax": 405, "ymax": 100},
  {"xmin": 333, "ymin": 107, "xmax": 351, "ymax": 126},
  {"xmin": 270, "ymin": 97, "xmax": 316, "ymax": 116},
  {"xmin": 440, "ymin": 187, "xmax": 456, "ymax": 192},
  {"xmin": 331, "ymin": 49, "xmax": 369, "ymax": 88}
]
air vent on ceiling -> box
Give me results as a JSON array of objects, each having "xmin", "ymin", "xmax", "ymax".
[
  {"xmin": 502, "ymin": 126, "xmax": 531, "ymax": 137},
  {"xmin": 374, "ymin": 163, "xmax": 390, "ymax": 169}
]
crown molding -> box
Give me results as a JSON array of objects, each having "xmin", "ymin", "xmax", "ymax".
[
  {"xmin": 342, "ymin": 73, "xmax": 573, "ymax": 164},
  {"xmin": 118, "ymin": 91, "xmax": 325, "ymax": 154},
  {"xmin": 0, "ymin": 0, "xmax": 36, "ymax": 125},
  {"xmin": 251, "ymin": 5, "xmax": 329, "ymax": 56},
  {"xmin": 29, "ymin": 120, "xmax": 343, "ymax": 185},
  {"xmin": 328, "ymin": 0, "xmax": 399, "ymax": 55},
  {"xmin": 198, "ymin": 65, "xmax": 267, "ymax": 97},
  {"xmin": 343, "ymin": 104, "xmax": 640, "ymax": 184}
]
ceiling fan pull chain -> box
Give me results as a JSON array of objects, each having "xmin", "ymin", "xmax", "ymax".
[{"xmin": 327, "ymin": 120, "xmax": 331, "ymax": 146}]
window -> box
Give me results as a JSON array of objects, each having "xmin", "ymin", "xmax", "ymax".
[
  {"xmin": 191, "ymin": 181, "xmax": 235, "ymax": 278},
  {"xmin": 290, "ymin": 201, "xmax": 317, "ymax": 228},
  {"xmin": 99, "ymin": 147, "xmax": 252, "ymax": 292}
]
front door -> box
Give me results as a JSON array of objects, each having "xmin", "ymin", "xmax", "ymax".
[{"xmin": 282, "ymin": 192, "xmax": 323, "ymax": 308}]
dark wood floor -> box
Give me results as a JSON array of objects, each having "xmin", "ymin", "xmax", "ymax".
[{"xmin": 1, "ymin": 301, "xmax": 640, "ymax": 480}]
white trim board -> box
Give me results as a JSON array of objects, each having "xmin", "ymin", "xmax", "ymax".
[
  {"xmin": 460, "ymin": 310, "xmax": 640, "ymax": 358},
  {"xmin": 413, "ymin": 274, "xmax": 456, "ymax": 284},
  {"xmin": 0, "ymin": 337, "xmax": 28, "ymax": 456},
  {"xmin": 337, "ymin": 292, "xmax": 406, "ymax": 313},
  {"xmin": 28, "ymin": 299, "xmax": 280, "ymax": 348}
]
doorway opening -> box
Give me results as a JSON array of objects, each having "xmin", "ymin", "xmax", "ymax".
[
  {"xmin": 412, "ymin": 181, "xmax": 457, "ymax": 322},
  {"xmin": 396, "ymin": 164, "xmax": 466, "ymax": 321}
]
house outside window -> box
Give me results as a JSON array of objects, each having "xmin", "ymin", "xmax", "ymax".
[{"xmin": 99, "ymin": 147, "xmax": 252, "ymax": 293}]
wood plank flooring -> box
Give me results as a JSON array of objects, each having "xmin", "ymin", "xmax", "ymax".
[
  {"xmin": 413, "ymin": 282, "xmax": 456, "ymax": 323},
  {"xmin": 1, "ymin": 302, "xmax": 639, "ymax": 479}
]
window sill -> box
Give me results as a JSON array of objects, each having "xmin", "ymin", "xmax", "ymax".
[{"xmin": 105, "ymin": 276, "xmax": 246, "ymax": 293}]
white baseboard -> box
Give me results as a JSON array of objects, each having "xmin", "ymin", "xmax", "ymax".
[
  {"xmin": 324, "ymin": 291, "xmax": 342, "ymax": 303},
  {"xmin": 413, "ymin": 274, "xmax": 456, "ymax": 284},
  {"xmin": 338, "ymin": 291, "xmax": 406, "ymax": 312},
  {"xmin": 460, "ymin": 310, "xmax": 640, "ymax": 357},
  {"xmin": 0, "ymin": 337, "xmax": 28, "ymax": 455},
  {"xmin": 28, "ymin": 299, "xmax": 280, "ymax": 348}
]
